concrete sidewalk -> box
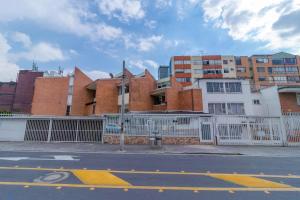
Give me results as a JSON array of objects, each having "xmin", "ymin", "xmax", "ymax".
[{"xmin": 0, "ymin": 142, "xmax": 300, "ymax": 157}]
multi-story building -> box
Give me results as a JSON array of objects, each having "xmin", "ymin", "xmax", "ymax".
[
  {"xmin": 167, "ymin": 52, "xmax": 300, "ymax": 91},
  {"xmin": 250, "ymin": 52, "xmax": 300, "ymax": 90},
  {"xmin": 31, "ymin": 67, "xmax": 203, "ymax": 116},
  {"xmin": 158, "ymin": 65, "xmax": 170, "ymax": 80}
]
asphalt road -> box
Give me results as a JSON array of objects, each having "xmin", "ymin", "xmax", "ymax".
[{"xmin": 0, "ymin": 151, "xmax": 299, "ymax": 200}]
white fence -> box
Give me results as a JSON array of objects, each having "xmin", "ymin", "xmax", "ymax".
[{"xmin": 0, "ymin": 113, "xmax": 300, "ymax": 146}]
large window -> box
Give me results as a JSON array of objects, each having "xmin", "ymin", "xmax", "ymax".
[
  {"xmin": 257, "ymin": 67, "xmax": 265, "ymax": 72},
  {"xmin": 207, "ymin": 82, "xmax": 224, "ymax": 93},
  {"xmin": 193, "ymin": 69, "xmax": 203, "ymax": 74},
  {"xmin": 272, "ymin": 58, "xmax": 297, "ymax": 65},
  {"xmin": 235, "ymin": 57, "xmax": 242, "ymax": 65},
  {"xmin": 227, "ymin": 103, "xmax": 245, "ymax": 115},
  {"xmin": 176, "ymin": 78, "xmax": 191, "ymax": 82},
  {"xmin": 203, "ymin": 69, "xmax": 222, "ymax": 74},
  {"xmin": 203, "ymin": 60, "xmax": 222, "ymax": 65},
  {"xmin": 191, "ymin": 60, "xmax": 202, "ymax": 65},
  {"xmin": 225, "ymin": 82, "xmax": 242, "ymax": 93},
  {"xmin": 286, "ymin": 66, "xmax": 298, "ymax": 73},
  {"xmin": 287, "ymin": 76, "xmax": 300, "ymax": 82},
  {"xmin": 175, "ymin": 69, "xmax": 191, "ymax": 73},
  {"xmin": 256, "ymin": 58, "xmax": 268, "ymax": 63},
  {"xmin": 272, "ymin": 76, "xmax": 287, "ymax": 83},
  {"xmin": 208, "ymin": 103, "xmax": 245, "ymax": 115},
  {"xmin": 237, "ymin": 67, "xmax": 246, "ymax": 73},
  {"xmin": 208, "ymin": 103, "xmax": 226, "ymax": 115}
]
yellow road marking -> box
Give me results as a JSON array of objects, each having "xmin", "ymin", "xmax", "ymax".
[
  {"xmin": 0, "ymin": 166, "xmax": 299, "ymax": 179},
  {"xmin": 0, "ymin": 181, "xmax": 298, "ymax": 191},
  {"xmin": 209, "ymin": 174, "xmax": 291, "ymax": 188},
  {"xmin": 72, "ymin": 170, "xmax": 131, "ymax": 186}
]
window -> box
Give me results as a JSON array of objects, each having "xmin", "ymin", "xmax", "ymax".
[
  {"xmin": 174, "ymin": 60, "xmax": 183, "ymax": 64},
  {"xmin": 208, "ymin": 103, "xmax": 226, "ymax": 115},
  {"xmin": 227, "ymin": 103, "xmax": 245, "ymax": 115},
  {"xmin": 66, "ymin": 105, "xmax": 71, "ymax": 116},
  {"xmin": 237, "ymin": 67, "xmax": 246, "ymax": 73},
  {"xmin": 191, "ymin": 60, "xmax": 202, "ymax": 65},
  {"xmin": 207, "ymin": 82, "xmax": 224, "ymax": 93},
  {"xmin": 118, "ymin": 85, "xmax": 129, "ymax": 95},
  {"xmin": 193, "ymin": 69, "xmax": 203, "ymax": 74},
  {"xmin": 286, "ymin": 66, "xmax": 298, "ymax": 73},
  {"xmin": 257, "ymin": 67, "xmax": 265, "ymax": 72},
  {"xmin": 287, "ymin": 76, "xmax": 300, "ymax": 82},
  {"xmin": 256, "ymin": 58, "xmax": 268, "ymax": 63},
  {"xmin": 258, "ymin": 76, "xmax": 266, "ymax": 81},
  {"xmin": 253, "ymin": 99, "xmax": 260, "ymax": 105},
  {"xmin": 203, "ymin": 69, "xmax": 222, "ymax": 74},
  {"xmin": 223, "ymin": 60, "xmax": 228, "ymax": 64},
  {"xmin": 272, "ymin": 76, "xmax": 287, "ymax": 83},
  {"xmin": 235, "ymin": 57, "xmax": 242, "ymax": 65},
  {"xmin": 284, "ymin": 58, "xmax": 296, "ymax": 64},
  {"xmin": 176, "ymin": 78, "xmax": 191, "ymax": 82},
  {"xmin": 272, "ymin": 59, "xmax": 283, "ymax": 65},
  {"xmin": 153, "ymin": 95, "xmax": 166, "ymax": 105},
  {"xmin": 297, "ymin": 94, "xmax": 300, "ymax": 106},
  {"xmin": 183, "ymin": 60, "xmax": 191, "ymax": 64},
  {"xmin": 203, "ymin": 60, "xmax": 222, "ymax": 65},
  {"xmin": 225, "ymin": 82, "xmax": 242, "ymax": 93},
  {"xmin": 175, "ymin": 69, "xmax": 191, "ymax": 73},
  {"xmin": 224, "ymin": 68, "xmax": 229, "ymax": 73}
]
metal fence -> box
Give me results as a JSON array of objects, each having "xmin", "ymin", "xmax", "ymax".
[{"xmin": 1, "ymin": 113, "xmax": 300, "ymax": 146}]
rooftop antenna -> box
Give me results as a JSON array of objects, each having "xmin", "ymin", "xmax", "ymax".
[
  {"xmin": 58, "ymin": 66, "xmax": 64, "ymax": 75},
  {"xmin": 32, "ymin": 61, "xmax": 38, "ymax": 71}
]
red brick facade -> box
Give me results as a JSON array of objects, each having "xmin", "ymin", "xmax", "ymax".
[{"xmin": 279, "ymin": 93, "xmax": 300, "ymax": 113}]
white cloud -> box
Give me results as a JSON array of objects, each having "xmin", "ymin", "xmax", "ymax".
[
  {"xmin": 0, "ymin": 33, "xmax": 20, "ymax": 82},
  {"xmin": 85, "ymin": 70, "xmax": 110, "ymax": 80},
  {"xmin": 0, "ymin": 0, "xmax": 122, "ymax": 41},
  {"xmin": 176, "ymin": 0, "xmax": 201, "ymax": 20},
  {"xmin": 201, "ymin": 0, "xmax": 300, "ymax": 53},
  {"xmin": 11, "ymin": 32, "xmax": 32, "ymax": 48},
  {"xmin": 155, "ymin": 0, "xmax": 173, "ymax": 9},
  {"xmin": 12, "ymin": 42, "xmax": 66, "ymax": 62},
  {"xmin": 123, "ymin": 34, "xmax": 163, "ymax": 52},
  {"xmin": 129, "ymin": 59, "xmax": 159, "ymax": 70},
  {"xmin": 97, "ymin": 0, "xmax": 145, "ymax": 22},
  {"xmin": 69, "ymin": 49, "xmax": 79, "ymax": 56},
  {"xmin": 144, "ymin": 20, "xmax": 157, "ymax": 29},
  {"xmin": 137, "ymin": 35, "xmax": 163, "ymax": 51}
]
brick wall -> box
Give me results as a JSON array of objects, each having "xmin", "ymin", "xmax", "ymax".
[
  {"xmin": 94, "ymin": 79, "xmax": 120, "ymax": 115},
  {"xmin": 70, "ymin": 68, "xmax": 93, "ymax": 116},
  {"xmin": 129, "ymin": 70, "xmax": 156, "ymax": 111},
  {"xmin": 178, "ymin": 89, "xmax": 202, "ymax": 111},
  {"xmin": 0, "ymin": 82, "xmax": 16, "ymax": 112},
  {"xmin": 279, "ymin": 93, "xmax": 300, "ymax": 112},
  {"xmin": 31, "ymin": 77, "xmax": 69, "ymax": 115}
]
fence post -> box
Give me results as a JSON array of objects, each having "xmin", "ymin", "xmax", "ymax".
[
  {"xmin": 213, "ymin": 116, "xmax": 218, "ymax": 145},
  {"xmin": 75, "ymin": 120, "xmax": 79, "ymax": 142},
  {"xmin": 246, "ymin": 116, "xmax": 252, "ymax": 145},
  {"xmin": 198, "ymin": 117, "xmax": 202, "ymax": 144},
  {"xmin": 280, "ymin": 116, "xmax": 287, "ymax": 147},
  {"xmin": 47, "ymin": 119, "xmax": 53, "ymax": 142},
  {"xmin": 101, "ymin": 116, "xmax": 106, "ymax": 144}
]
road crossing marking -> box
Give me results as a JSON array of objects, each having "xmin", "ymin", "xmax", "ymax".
[
  {"xmin": 72, "ymin": 170, "xmax": 131, "ymax": 186},
  {"xmin": 208, "ymin": 174, "xmax": 291, "ymax": 188}
]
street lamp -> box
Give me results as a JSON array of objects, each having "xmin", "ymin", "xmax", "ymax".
[{"xmin": 120, "ymin": 60, "xmax": 126, "ymax": 151}]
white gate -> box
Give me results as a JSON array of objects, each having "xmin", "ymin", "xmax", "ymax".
[{"xmin": 216, "ymin": 116, "xmax": 283, "ymax": 146}]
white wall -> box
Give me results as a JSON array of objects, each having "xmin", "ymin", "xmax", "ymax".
[
  {"xmin": 0, "ymin": 118, "xmax": 27, "ymax": 141},
  {"xmin": 260, "ymin": 86, "xmax": 282, "ymax": 116}
]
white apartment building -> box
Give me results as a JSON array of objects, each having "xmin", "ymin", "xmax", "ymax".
[{"xmin": 195, "ymin": 79, "xmax": 265, "ymax": 116}]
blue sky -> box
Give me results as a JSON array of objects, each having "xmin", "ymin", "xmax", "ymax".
[{"xmin": 0, "ymin": 0, "xmax": 300, "ymax": 81}]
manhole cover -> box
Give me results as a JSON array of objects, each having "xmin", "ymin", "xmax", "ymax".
[{"xmin": 34, "ymin": 172, "xmax": 70, "ymax": 183}]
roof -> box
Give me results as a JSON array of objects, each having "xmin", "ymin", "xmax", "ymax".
[{"xmin": 278, "ymin": 86, "xmax": 300, "ymax": 93}]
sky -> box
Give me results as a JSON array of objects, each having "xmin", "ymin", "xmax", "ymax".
[{"xmin": 1, "ymin": 0, "xmax": 300, "ymax": 82}]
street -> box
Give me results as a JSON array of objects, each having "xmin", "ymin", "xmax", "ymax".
[{"xmin": 0, "ymin": 151, "xmax": 298, "ymax": 199}]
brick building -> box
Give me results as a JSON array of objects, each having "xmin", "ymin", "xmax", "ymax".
[
  {"xmin": 0, "ymin": 82, "xmax": 16, "ymax": 112},
  {"xmin": 13, "ymin": 70, "xmax": 44, "ymax": 113},
  {"xmin": 31, "ymin": 68, "xmax": 203, "ymax": 116},
  {"xmin": 0, "ymin": 70, "xmax": 43, "ymax": 113}
]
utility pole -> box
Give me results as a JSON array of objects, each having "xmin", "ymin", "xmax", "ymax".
[{"xmin": 120, "ymin": 60, "xmax": 126, "ymax": 151}]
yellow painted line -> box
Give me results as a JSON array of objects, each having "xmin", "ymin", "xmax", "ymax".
[
  {"xmin": 0, "ymin": 181, "xmax": 298, "ymax": 192},
  {"xmin": 0, "ymin": 166, "xmax": 299, "ymax": 179},
  {"xmin": 208, "ymin": 174, "xmax": 291, "ymax": 188},
  {"xmin": 72, "ymin": 170, "xmax": 131, "ymax": 186}
]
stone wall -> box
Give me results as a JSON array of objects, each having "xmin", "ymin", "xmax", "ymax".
[{"xmin": 103, "ymin": 135, "xmax": 201, "ymax": 145}]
